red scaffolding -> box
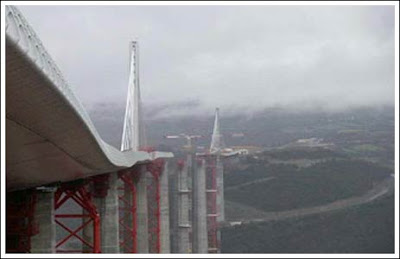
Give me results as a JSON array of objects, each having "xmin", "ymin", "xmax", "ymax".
[
  {"xmin": 54, "ymin": 180, "xmax": 101, "ymax": 253},
  {"xmin": 118, "ymin": 168, "xmax": 140, "ymax": 253},
  {"xmin": 147, "ymin": 158, "xmax": 165, "ymax": 253},
  {"xmin": 205, "ymin": 155, "xmax": 219, "ymax": 253}
]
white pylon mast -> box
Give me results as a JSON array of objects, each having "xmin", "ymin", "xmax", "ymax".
[
  {"xmin": 121, "ymin": 41, "xmax": 143, "ymax": 151},
  {"xmin": 210, "ymin": 108, "xmax": 224, "ymax": 154}
]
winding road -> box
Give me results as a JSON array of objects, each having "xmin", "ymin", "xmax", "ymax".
[
  {"xmin": 225, "ymin": 177, "xmax": 276, "ymax": 191},
  {"xmin": 223, "ymin": 176, "xmax": 394, "ymax": 228}
]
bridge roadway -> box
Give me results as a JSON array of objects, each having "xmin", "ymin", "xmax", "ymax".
[{"xmin": 5, "ymin": 6, "xmax": 172, "ymax": 191}]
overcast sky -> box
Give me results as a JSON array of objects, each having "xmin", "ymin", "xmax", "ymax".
[{"xmin": 18, "ymin": 4, "xmax": 395, "ymax": 115}]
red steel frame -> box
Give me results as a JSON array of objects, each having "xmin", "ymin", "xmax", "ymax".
[
  {"xmin": 54, "ymin": 181, "xmax": 101, "ymax": 253},
  {"xmin": 118, "ymin": 168, "xmax": 139, "ymax": 253},
  {"xmin": 206, "ymin": 155, "xmax": 219, "ymax": 253},
  {"xmin": 139, "ymin": 146, "xmax": 164, "ymax": 253},
  {"xmin": 6, "ymin": 189, "xmax": 39, "ymax": 253},
  {"xmin": 6, "ymin": 147, "xmax": 166, "ymax": 254},
  {"xmin": 146, "ymin": 158, "xmax": 165, "ymax": 253}
]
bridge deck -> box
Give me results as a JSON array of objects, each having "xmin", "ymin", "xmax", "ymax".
[{"xmin": 6, "ymin": 6, "xmax": 172, "ymax": 191}]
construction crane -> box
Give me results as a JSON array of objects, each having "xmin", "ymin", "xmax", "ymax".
[{"xmin": 164, "ymin": 134, "xmax": 203, "ymax": 152}]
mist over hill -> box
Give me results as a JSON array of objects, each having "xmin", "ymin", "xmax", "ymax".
[{"xmin": 88, "ymin": 101, "xmax": 394, "ymax": 157}]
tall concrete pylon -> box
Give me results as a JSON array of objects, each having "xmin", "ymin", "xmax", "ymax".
[
  {"xmin": 210, "ymin": 108, "xmax": 224, "ymax": 154},
  {"xmin": 210, "ymin": 108, "xmax": 225, "ymax": 223},
  {"xmin": 120, "ymin": 41, "xmax": 149, "ymax": 253},
  {"xmin": 121, "ymin": 41, "xmax": 146, "ymax": 152}
]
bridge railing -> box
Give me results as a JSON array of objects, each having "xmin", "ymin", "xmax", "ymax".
[{"xmin": 6, "ymin": 6, "xmax": 105, "ymax": 154}]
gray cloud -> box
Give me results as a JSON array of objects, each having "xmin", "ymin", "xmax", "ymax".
[{"xmin": 17, "ymin": 5, "xmax": 395, "ymax": 115}]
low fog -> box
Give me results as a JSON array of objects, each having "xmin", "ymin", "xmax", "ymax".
[{"xmin": 18, "ymin": 5, "xmax": 394, "ymax": 117}]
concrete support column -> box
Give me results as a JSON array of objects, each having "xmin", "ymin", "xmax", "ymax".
[
  {"xmin": 178, "ymin": 160, "xmax": 191, "ymax": 253},
  {"xmin": 30, "ymin": 188, "xmax": 56, "ymax": 253},
  {"xmin": 168, "ymin": 163, "xmax": 179, "ymax": 253},
  {"xmin": 187, "ymin": 153, "xmax": 194, "ymax": 252},
  {"xmin": 160, "ymin": 161, "xmax": 170, "ymax": 253},
  {"xmin": 121, "ymin": 179, "xmax": 133, "ymax": 253},
  {"xmin": 192, "ymin": 157, "xmax": 199, "ymax": 253},
  {"xmin": 193, "ymin": 159, "xmax": 208, "ymax": 253},
  {"xmin": 93, "ymin": 172, "xmax": 120, "ymax": 253},
  {"xmin": 216, "ymin": 156, "xmax": 225, "ymax": 223},
  {"xmin": 136, "ymin": 165, "xmax": 149, "ymax": 253}
]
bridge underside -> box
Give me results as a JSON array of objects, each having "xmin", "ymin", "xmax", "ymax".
[{"xmin": 6, "ymin": 38, "xmax": 162, "ymax": 191}]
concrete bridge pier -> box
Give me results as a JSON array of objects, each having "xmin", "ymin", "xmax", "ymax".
[
  {"xmin": 92, "ymin": 172, "xmax": 120, "ymax": 253},
  {"xmin": 30, "ymin": 188, "xmax": 56, "ymax": 253},
  {"xmin": 81, "ymin": 173, "xmax": 119, "ymax": 253},
  {"xmin": 168, "ymin": 163, "xmax": 179, "ymax": 253},
  {"xmin": 160, "ymin": 161, "xmax": 171, "ymax": 253},
  {"xmin": 216, "ymin": 156, "xmax": 225, "ymax": 223},
  {"xmin": 178, "ymin": 160, "xmax": 191, "ymax": 253},
  {"xmin": 192, "ymin": 159, "xmax": 208, "ymax": 253}
]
